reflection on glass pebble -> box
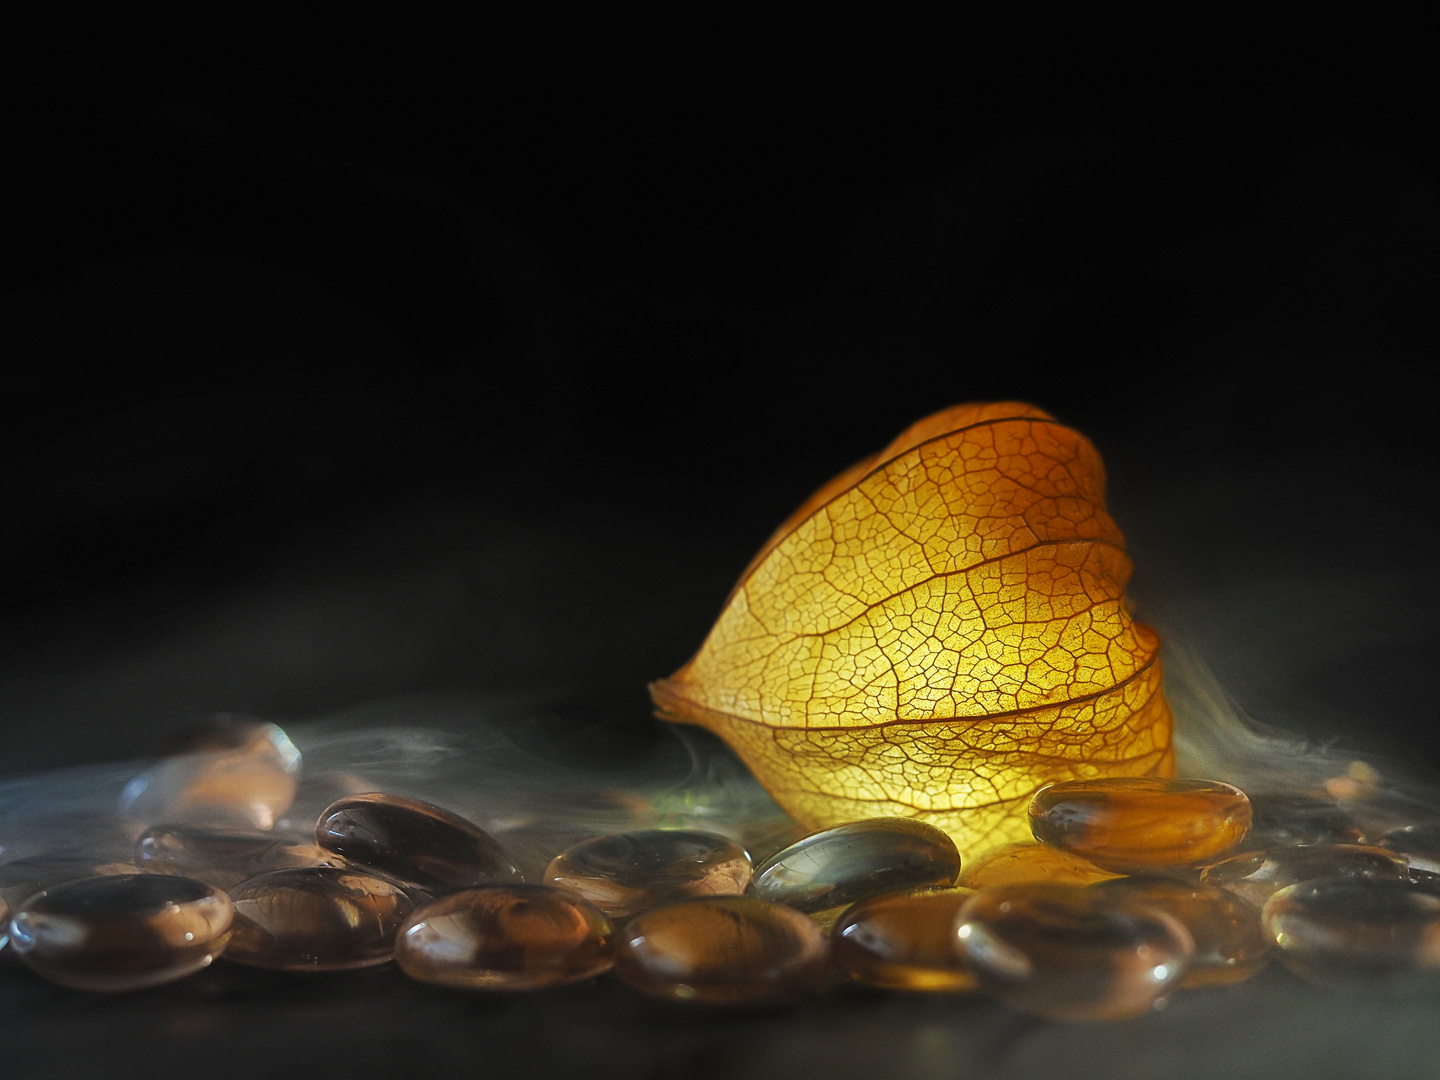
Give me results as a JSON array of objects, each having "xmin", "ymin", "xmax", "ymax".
[
  {"xmin": 7, "ymin": 874, "xmax": 233, "ymax": 991},
  {"xmin": 545, "ymin": 830, "xmax": 750, "ymax": 917},
  {"xmin": 956, "ymin": 884, "xmax": 1194, "ymax": 1021},
  {"xmin": 316, "ymin": 793, "xmax": 520, "ymax": 894},
  {"xmin": 1093, "ymin": 877, "xmax": 1270, "ymax": 987},
  {"xmin": 1379, "ymin": 824, "xmax": 1440, "ymax": 883},
  {"xmin": 396, "ymin": 885, "xmax": 613, "ymax": 989},
  {"xmin": 1242, "ymin": 792, "xmax": 1365, "ymax": 850},
  {"xmin": 225, "ymin": 867, "xmax": 413, "ymax": 970},
  {"xmin": 956, "ymin": 842, "xmax": 1121, "ymax": 890},
  {"xmin": 136, "ymin": 824, "xmax": 346, "ymax": 890},
  {"xmin": 1263, "ymin": 878, "xmax": 1440, "ymax": 988},
  {"xmin": 1200, "ymin": 845, "xmax": 1408, "ymax": 909},
  {"xmin": 0, "ymin": 855, "xmax": 141, "ymax": 912},
  {"xmin": 1030, "ymin": 778, "xmax": 1251, "ymax": 874},
  {"xmin": 615, "ymin": 896, "xmax": 828, "ymax": 1005},
  {"xmin": 832, "ymin": 887, "xmax": 978, "ymax": 992},
  {"xmin": 1, "ymin": 894, "xmax": 9, "ymax": 951},
  {"xmin": 120, "ymin": 718, "xmax": 301, "ymax": 830},
  {"xmin": 746, "ymin": 819, "xmax": 960, "ymax": 914}
]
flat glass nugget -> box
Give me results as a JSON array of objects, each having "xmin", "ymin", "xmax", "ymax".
[
  {"xmin": 1379, "ymin": 824, "xmax": 1440, "ymax": 883},
  {"xmin": 396, "ymin": 885, "xmax": 613, "ymax": 989},
  {"xmin": 120, "ymin": 718, "xmax": 301, "ymax": 830},
  {"xmin": 832, "ymin": 887, "xmax": 978, "ymax": 992},
  {"xmin": 745, "ymin": 819, "xmax": 961, "ymax": 914},
  {"xmin": 1263, "ymin": 878, "xmax": 1440, "ymax": 988},
  {"xmin": 316, "ymin": 793, "xmax": 520, "ymax": 895},
  {"xmin": 0, "ymin": 855, "xmax": 141, "ymax": 912},
  {"xmin": 225, "ymin": 866, "xmax": 413, "ymax": 970},
  {"xmin": 614, "ymin": 896, "xmax": 829, "ymax": 1005},
  {"xmin": 1029, "ymin": 778, "xmax": 1251, "ymax": 874},
  {"xmin": 1092, "ymin": 878, "xmax": 1270, "ymax": 987},
  {"xmin": 7, "ymin": 874, "xmax": 233, "ymax": 991},
  {"xmin": 1200, "ymin": 844, "xmax": 1409, "ymax": 909},
  {"xmin": 956, "ymin": 884, "xmax": 1194, "ymax": 1021},
  {"xmin": 1241, "ymin": 792, "xmax": 1365, "ymax": 850},
  {"xmin": 136, "ymin": 824, "xmax": 346, "ymax": 890},
  {"xmin": 544, "ymin": 830, "xmax": 750, "ymax": 918},
  {"xmin": 956, "ymin": 842, "xmax": 1122, "ymax": 890}
]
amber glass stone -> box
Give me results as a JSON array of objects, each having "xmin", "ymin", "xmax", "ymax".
[
  {"xmin": 1092, "ymin": 877, "xmax": 1270, "ymax": 987},
  {"xmin": 1029, "ymin": 778, "xmax": 1251, "ymax": 874},
  {"xmin": 1242, "ymin": 792, "xmax": 1364, "ymax": 850},
  {"xmin": 1380, "ymin": 824, "xmax": 1440, "ymax": 883},
  {"xmin": 7, "ymin": 874, "xmax": 233, "ymax": 991},
  {"xmin": 956, "ymin": 883, "xmax": 1194, "ymax": 1021},
  {"xmin": 956, "ymin": 842, "xmax": 1121, "ymax": 890},
  {"xmin": 615, "ymin": 896, "xmax": 828, "ymax": 1005},
  {"xmin": 832, "ymin": 887, "xmax": 978, "ymax": 992},
  {"xmin": 120, "ymin": 718, "xmax": 301, "ymax": 830},
  {"xmin": 746, "ymin": 819, "xmax": 960, "ymax": 915},
  {"xmin": 1200, "ymin": 845, "xmax": 1408, "ymax": 909},
  {"xmin": 396, "ymin": 885, "xmax": 613, "ymax": 989},
  {"xmin": 225, "ymin": 866, "xmax": 412, "ymax": 970},
  {"xmin": 1263, "ymin": 878, "xmax": 1440, "ymax": 988},
  {"xmin": 0, "ymin": 855, "xmax": 141, "ymax": 911},
  {"xmin": 315, "ymin": 793, "xmax": 519, "ymax": 894},
  {"xmin": 136, "ymin": 824, "xmax": 346, "ymax": 890},
  {"xmin": 544, "ymin": 830, "xmax": 750, "ymax": 918}
]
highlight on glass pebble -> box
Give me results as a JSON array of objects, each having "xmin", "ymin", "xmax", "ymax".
[
  {"xmin": 544, "ymin": 829, "xmax": 750, "ymax": 917},
  {"xmin": 7, "ymin": 874, "xmax": 234, "ymax": 991},
  {"xmin": 1200, "ymin": 844, "xmax": 1410, "ymax": 909},
  {"xmin": 832, "ymin": 887, "xmax": 978, "ymax": 992},
  {"xmin": 396, "ymin": 884, "xmax": 614, "ymax": 989}
]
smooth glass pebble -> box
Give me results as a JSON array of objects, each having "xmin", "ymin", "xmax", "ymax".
[
  {"xmin": 1092, "ymin": 877, "xmax": 1270, "ymax": 987},
  {"xmin": 0, "ymin": 855, "xmax": 142, "ymax": 911},
  {"xmin": 120, "ymin": 718, "xmax": 301, "ymax": 830},
  {"xmin": 225, "ymin": 866, "xmax": 413, "ymax": 970},
  {"xmin": 832, "ymin": 887, "xmax": 978, "ymax": 992},
  {"xmin": 956, "ymin": 842, "xmax": 1121, "ymax": 890},
  {"xmin": 1242, "ymin": 792, "xmax": 1365, "ymax": 850},
  {"xmin": 136, "ymin": 824, "xmax": 346, "ymax": 890},
  {"xmin": 7, "ymin": 874, "xmax": 233, "ymax": 991},
  {"xmin": 316, "ymin": 793, "xmax": 520, "ymax": 894},
  {"xmin": 746, "ymin": 819, "xmax": 960, "ymax": 914},
  {"xmin": 1, "ymin": 894, "xmax": 9, "ymax": 951},
  {"xmin": 1379, "ymin": 824, "xmax": 1440, "ymax": 882},
  {"xmin": 614, "ymin": 896, "xmax": 828, "ymax": 1005},
  {"xmin": 1029, "ymin": 778, "xmax": 1251, "ymax": 874},
  {"xmin": 544, "ymin": 830, "xmax": 750, "ymax": 917},
  {"xmin": 1200, "ymin": 844, "xmax": 1408, "ymax": 909},
  {"xmin": 1263, "ymin": 878, "xmax": 1440, "ymax": 988},
  {"xmin": 956, "ymin": 884, "xmax": 1194, "ymax": 1021},
  {"xmin": 396, "ymin": 885, "xmax": 613, "ymax": 989}
]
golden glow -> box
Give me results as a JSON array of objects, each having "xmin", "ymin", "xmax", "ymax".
[{"xmin": 651, "ymin": 403, "xmax": 1173, "ymax": 859}]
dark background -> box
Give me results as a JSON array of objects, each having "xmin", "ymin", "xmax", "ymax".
[{"xmin": 3, "ymin": 58, "xmax": 1439, "ymax": 1077}]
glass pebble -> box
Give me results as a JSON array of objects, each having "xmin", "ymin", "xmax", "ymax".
[
  {"xmin": 956, "ymin": 883, "xmax": 1194, "ymax": 1020},
  {"xmin": 1242, "ymin": 791, "xmax": 1365, "ymax": 850},
  {"xmin": 544, "ymin": 829, "xmax": 750, "ymax": 917},
  {"xmin": 120, "ymin": 718, "xmax": 301, "ymax": 830},
  {"xmin": 1263, "ymin": 878, "xmax": 1440, "ymax": 988},
  {"xmin": 0, "ymin": 855, "xmax": 142, "ymax": 911},
  {"xmin": 315, "ymin": 793, "xmax": 520, "ymax": 894},
  {"xmin": 614, "ymin": 896, "xmax": 828, "ymax": 1005},
  {"xmin": 7, "ymin": 874, "xmax": 233, "ymax": 991},
  {"xmin": 956, "ymin": 842, "xmax": 1121, "ymax": 890},
  {"xmin": 225, "ymin": 866, "xmax": 413, "ymax": 970},
  {"xmin": 1092, "ymin": 877, "xmax": 1270, "ymax": 987},
  {"xmin": 1029, "ymin": 778, "xmax": 1251, "ymax": 874},
  {"xmin": 396, "ymin": 885, "xmax": 613, "ymax": 989},
  {"xmin": 1200, "ymin": 844, "xmax": 1408, "ymax": 909},
  {"xmin": 746, "ymin": 819, "xmax": 960, "ymax": 914},
  {"xmin": 136, "ymin": 823, "xmax": 346, "ymax": 890},
  {"xmin": 832, "ymin": 887, "xmax": 978, "ymax": 992},
  {"xmin": 1379, "ymin": 824, "xmax": 1440, "ymax": 882}
]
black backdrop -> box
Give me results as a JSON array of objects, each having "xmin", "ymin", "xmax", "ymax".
[{"xmin": 3, "ymin": 58, "xmax": 1440, "ymax": 1077}]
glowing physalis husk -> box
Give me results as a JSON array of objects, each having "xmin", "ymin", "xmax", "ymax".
[{"xmin": 650, "ymin": 402, "xmax": 1173, "ymax": 859}]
